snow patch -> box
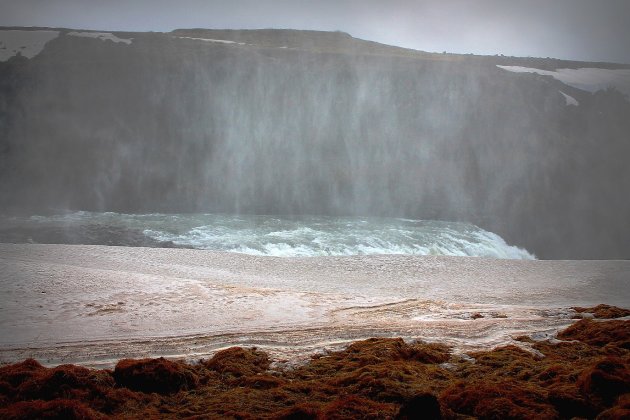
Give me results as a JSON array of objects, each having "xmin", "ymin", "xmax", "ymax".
[
  {"xmin": 559, "ymin": 91, "xmax": 579, "ymax": 106},
  {"xmin": 177, "ymin": 36, "xmax": 246, "ymax": 45},
  {"xmin": 0, "ymin": 30, "xmax": 59, "ymax": 61},
  {"xmin": 176, "ymin": 36, "xmax": 293, "ymax": 50},
  {"xmin": 68, "ymin": 31, "xmax": 132, "ymax": 45},
  {"xmin": 497, "ymin": 65, "xmax": 630, "ymax": 98}
]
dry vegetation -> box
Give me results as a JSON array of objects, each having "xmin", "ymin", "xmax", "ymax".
[
  {"xmin": 0, "ymin": 306, "xmax": 628, "ymax": 419},
  {"xmin": 572, "ymin": 304, "xmax": 630, "ymax": 320}
]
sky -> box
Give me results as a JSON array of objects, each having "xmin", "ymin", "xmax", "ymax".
[{"xmin": 1, "ymin": 0, "xmax": 629, "ymax": 64}]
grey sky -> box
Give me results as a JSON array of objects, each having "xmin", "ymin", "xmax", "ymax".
[{"xmin": 1, "ymin": 0, "xmax": 629, "ymax": 63}]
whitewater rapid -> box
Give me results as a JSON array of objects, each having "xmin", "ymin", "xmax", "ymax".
[{"xmin": 0, "ymin": 212, "xmax": 534, "ymax": 259}]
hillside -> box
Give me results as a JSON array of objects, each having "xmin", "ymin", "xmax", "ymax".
[{"xmin": 1, "ymin": 28, "xmax": 630, "ymax": 259}]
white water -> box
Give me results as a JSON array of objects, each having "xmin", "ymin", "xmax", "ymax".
[{"xmin": 1, "ymin": 212, "xmax": 534, "ymax": 259}]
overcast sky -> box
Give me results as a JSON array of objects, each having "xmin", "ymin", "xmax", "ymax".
[{"xmin": 1, "ymin": 0, "xmax": 629, "ymax": 63}]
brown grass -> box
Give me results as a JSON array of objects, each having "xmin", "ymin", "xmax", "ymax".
[
  {"xmin": 558, "ymin": 318, "xmax": 630, "ymax": 348},
  {"xmin": 573, "ymin": 304, "xmax": 630, "ymax": 319},
  {"xmin": 0, "ymin": 305, "xmax": 628, "ymax": 419},
  {"xmin": 203, "ymin": 346, "xmax": 271, "ymax": 378},
  {"xmin": 113, "ymin": 357, "xmax": 199, "ymax": 394}
]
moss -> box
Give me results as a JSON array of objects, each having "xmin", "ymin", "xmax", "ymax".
[
  {"xmin": 0, "ymin": 398, "xmax": 104, "ymax": 419},
  {"xmin": 395, "ymin": 392, "xmax": 442, "ymax": 419},
  {"xmin": 320, "ymin": 395, "xmax": 395, "ymax": 419},
  {"xmin": 274, "ymin": 402, "xmax": 320, "ymax": 419},
  {"xmin": 203, "ymin": 347, "xmax": 271, "ymax": 378},
  {"xmin": 546, "ymin": 383, "xmax": 594, "ymax": 419},
  {"xmin": 0, "ymin": 359, "xmax": 45, "ymax": 389},
  {"xmin": 440, "ymin": 381, "xmax": 557, "ymax": 419},
  {"xmin": 0, "ymin": 308, "xmax": 628, "ymax": 419},
  {"xmin": 596, "ymin": 393, "xmax": 630, "ymax": 419},
  {"xmin": 291, "ymin": 338, "xmax": 449, "ymax": 381},
  {"xmin": 558, "ymin": 319, "xmax": 630, "ymax": 348},
  {"xmin": 113, "ymin": 357, "xmax": 198, "ymax": 394},
  {"xmin": 577, "ymin": 357, "xmax": 630, "ymax": 405},
  {"xmin": 239, "ymin": 374, "xmax": 286, "ymax": 390},
  {"xmin": 16, "ymin": 364, "xmax": 114, "ymax": 401},
  {"xmin": 573, "ymin": 304, "xmax": 630, "ymax": 319}
]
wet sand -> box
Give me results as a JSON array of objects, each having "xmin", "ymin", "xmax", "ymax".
[{"xmin": 1, "ymin": 244, "xmax": 628, "ymax": 367}]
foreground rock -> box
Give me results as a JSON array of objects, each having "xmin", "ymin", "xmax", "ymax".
[{"xmin": 0, "ymin": 306, "xmax": 628, "ymax": 419}]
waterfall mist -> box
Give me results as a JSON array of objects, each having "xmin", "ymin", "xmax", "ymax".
[{"xmin": 1, "ymin": 29, "xmax": 630, "ymax": 259}]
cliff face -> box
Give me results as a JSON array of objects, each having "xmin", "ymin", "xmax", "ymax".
[{"xmin": 1, "ymin": 28, "xmax": 629, "ymax": 259}]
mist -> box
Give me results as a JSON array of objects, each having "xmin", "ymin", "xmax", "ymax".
[{"xmin": 1, "ymin": 28, "xmax": 630, "ymax": 259}]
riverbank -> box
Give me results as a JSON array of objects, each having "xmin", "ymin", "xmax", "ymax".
[
  {"xmin": 1, "ymin": 244, "xmax": 629, "ymax": 367},
  {"xmin": 0, "ymin": 311, "xmax": 628, "ymax": 419}
]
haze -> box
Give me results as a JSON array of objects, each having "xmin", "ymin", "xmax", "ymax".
[{"xmin": 1, "ymin": 0, "xmax": 629, "ymax": 64}]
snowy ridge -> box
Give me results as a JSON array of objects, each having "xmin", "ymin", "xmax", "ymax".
[
  {"xmin": 176, "ymin": 36, "xmax": 246, "ymax": 45},
  {"xmin": 559, "ymin": 91, "xmax": 579, "ymax": 106},
  {"xmin": 497, "ymin": 65, "xmax": 630, "ymax": 98},
  {"xmin": 68, "ymin": 31, "xmax": 132, "ymax": 45},
  {"xmin": 0, "ymin": 30, "xmax": 59, "ymax": 61}
]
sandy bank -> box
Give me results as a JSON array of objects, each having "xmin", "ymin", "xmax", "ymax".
[{"xmin": 1, "ymin": 244, "xmax": 628, "ymax": 367}]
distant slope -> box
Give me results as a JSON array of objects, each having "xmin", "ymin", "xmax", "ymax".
[
  {"xmin": 170, "ymin": 28, "xmax": 461, "ymax": 59},
  {"xmin": 1, "ymin": 27, "xmax": 630, "ymax": 259}
]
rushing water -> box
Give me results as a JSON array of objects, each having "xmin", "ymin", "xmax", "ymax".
[{"xmin": 0, "ymin": 211, "xmax": 534, "ymax": 259}]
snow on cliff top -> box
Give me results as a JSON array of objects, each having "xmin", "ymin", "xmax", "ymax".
[
  {"xmin": 497, "ymin": 65, "xmax": 630, "ymax": 97},
  {"xmin": 0, "ymin": 30, "xmax": 59, "ymax": 61},
  {"xmin": 559, "ymin": 91, "xmax": 579, "ymax": 106},
  {"xmin": 67, "ymin": 31, "xmax": 132, "ymax": 44},
  {"xmin": 176, "ymin": 36, "xmax": 246, "ymax": 45}
]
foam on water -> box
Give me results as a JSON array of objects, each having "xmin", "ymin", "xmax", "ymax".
[{"xmin": 0, "ymin": 212, "xmax": 534, "ymax": 259}]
